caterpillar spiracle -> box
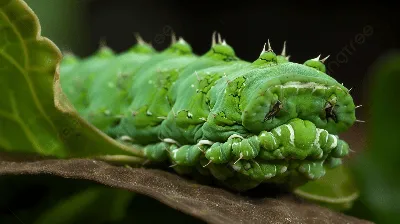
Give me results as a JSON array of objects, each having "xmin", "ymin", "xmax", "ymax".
[{"xmin": 60, "ymin": 33, "xmax": 357, "ymax": 191}]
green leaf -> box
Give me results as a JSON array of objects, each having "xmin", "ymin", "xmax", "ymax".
[
  {"xmin": 0, "ymin": 0, "xmax": 144, "ymax": 160},
  {"xmin": 34, "ymin": 186, "xmax": 135, "ymax": 224},
  {"xmin": 348, "ymin": 51, "xmax": 400, "ymax": 224},
  {"xmin": 294, "ymin": 165, "xmax": 359, "ymax": 211}
]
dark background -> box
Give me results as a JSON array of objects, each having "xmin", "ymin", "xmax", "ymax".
[{"xmin": 29, "ymin": 1, "xmax": 399, "ymax": 122}]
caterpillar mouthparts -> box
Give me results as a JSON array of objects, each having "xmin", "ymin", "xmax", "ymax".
[{"xmin": 60, "ymin": 33, "xmax": 358, "ymax": 191}]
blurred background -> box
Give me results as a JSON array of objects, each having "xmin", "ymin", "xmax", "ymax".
[
  {"xmin": 24, "ymin": 0, "xmax": 399, "ymax": 108},
  {"xmin": 1, "ymin": 1, "xmax": 399, "ymax": 223}
]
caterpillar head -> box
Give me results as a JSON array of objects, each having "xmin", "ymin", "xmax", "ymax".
[
  {"xmin": 202, "ymin": 42, "xmax": 356, "ymax": 190},
  {"xmin": 240, "ymin": 45, "xmax": 356, "ymax": 135}
]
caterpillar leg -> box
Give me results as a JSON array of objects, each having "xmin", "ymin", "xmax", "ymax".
[
  {"xmin": 200, "ymin": 157, "xmax": 235, "ymax": 181},
  {"xmin": 168, "ymin": 144, "xmax": 204, "ymax": 166},
  {"xmin": 298, "ymin": 160, "xmax": 326, "ymax": 179},
  {"xmin": 139, "ymin": 117, "xmax": 350, "ymax": 191},
  {"xmin": 142, "ymin": 142, "xmax": 170, "ymax": 162},
  {"xmin": 230, "ymin": 159, "xmax": 288, "ymax": 182},
  {"xmin": 142, "ymin": 140, "xmax": 205, "ymax": 166},
  {"xmin": 200, "ymin": 118, "xmax": 351, "ymax": 189},
  {"xmin": 206, "ymin": 118, "xmax": 345, "ymax": 162},
  {"xmin": 325, "ymin": 157, "xmax": 343, "ymax": 168},
  {"xmin": 204, "ymin": 135, "xmax": 260, "ymax": 164}
]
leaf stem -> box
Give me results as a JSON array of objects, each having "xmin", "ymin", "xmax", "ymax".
[{"xmin": 112, "ymin": 141, "xmax": 147, "ymax": 158}]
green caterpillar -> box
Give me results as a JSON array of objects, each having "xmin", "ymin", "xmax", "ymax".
[{"xmin": 60, "ymin": 33, "xmax": 357, "ymax": 191}]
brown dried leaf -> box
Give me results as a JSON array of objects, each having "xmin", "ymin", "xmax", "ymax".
[{"xmin": 0, "ymin": 155, "xmax": 372, "ymax": 224}]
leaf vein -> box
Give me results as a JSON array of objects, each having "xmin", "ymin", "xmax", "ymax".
[
  {"xmin": 0, "ymin": 37, "xmax": 58, "ymax": 135},
  {"xmin": 0, "ymin": 109, "xmax": 15, "ymax": 120},
  {"xmin": 9, "ymin": 91, "xmax": 45, "ymax": 153},
  {"xmin": 0, "ymin": 136, "xmax": 12, "ymax": 150},
  {"xmin": 0, "ymin": 10, "xmax": 28, "ymax": 69}
]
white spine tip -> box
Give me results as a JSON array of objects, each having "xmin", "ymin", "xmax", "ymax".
[
  {"xmin": 355, "ymin": 119, "xmax": 366, "ymax": 123},
  {"xmin": 222, "ymin": 39, "xmax": 227, "ymax": 45},
  {"xmin": 134, "ymin": 33, "xmax": 145, "ymax": 44},
  {"xmin": 203, "ymin": 160, "xmax": 212, "ymax": 167},
  {"xmin": 312, "ymin": 54, "xmax": 321, "ymax": 61},
  {"xmin": 320, "ymin": 55, "xmax": 330, "ymax": 63},
  {"xmin": 233, "ymin": 153, "xmax": 243, "ymax": 165},
  {"xmin": 281, "ymin": 41, "xmax": 287, "ymax": 56},
  {"xmin": 212, "ymin": 31, "xmax": 217, "ymax": 46},
  {"xmin": 260, "ymin": 42, "xmax": 267, "ymax": 55},
  {"xmin": 171, "ymin": 32, "xmax": 177, "ymax": 44},
  {"xmin": 178, "ymin": 37, "xmax": 186, "ymax": 44},
  {"xmin": 217, "ymin": 33, "xmax": 222, "ymax": 44},
  {"xmin": 197, "ymin": 139, "xmax": 214, "ymax": 146},
  {"xmin": 163, "ymin": 138, "xmax": 179, "ymax": 145},
  {"xmin": 267, "ymin": 39, "xmax": 273, "ymax": 52},
  {"xmin": 120, "ymin": 135, "xmax": 133, "ymax": 142},
  {"xmin": 355, "ymin": 105, "xmax": 363, "ymax": 109},
  {"xmin": 228, "ymin": 134, "xmax": 244, "ymax": 140}
]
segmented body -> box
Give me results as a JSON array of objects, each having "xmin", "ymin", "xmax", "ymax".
[{"xmin": 60, "ymin": 36, "xmax": 356, "ymax": 191}]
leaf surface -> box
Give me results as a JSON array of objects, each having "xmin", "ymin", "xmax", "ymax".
[
  {"xmin": 0, "ymin": 0, "xmax": 143, "ymax": 160},
  {"xmin": 294, "ymin": 165, "xmax": 359, "ymax": 211}
]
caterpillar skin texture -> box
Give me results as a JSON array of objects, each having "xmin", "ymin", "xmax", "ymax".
[{"xmin": 60, "ymin": 36, "xmax": 356, "ymax": 191}]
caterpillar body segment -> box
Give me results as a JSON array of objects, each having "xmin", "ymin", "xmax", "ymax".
[
  {"xmin": 167, "ymin": 40, "xmax": 241, "ymax": 105},
  {"xmin": 59, "ymin": 53, "xmax": 80, "ymax": 77},
  {"xmin": 205, "ymin": 60, "xmax": 355, "ymax": 139},
  {"xmin": 60, "ymin": 36, "xmax": 356, "ymax": 191},
  {"xmin": 83, "ymin": 42, "xmax": 157, "ymax": 132},
  {"xmin": 61, "ymin": 46, "xmax": 115, "ymax": 113},
  {"xmin": 109, "ymin": 40, "xmax": 198, "ymax": 144},
  {"xmin": 160, "ymin": 61, "xmax": 251, "ymax": 145},
  {"xmin": 112, "ymin": 41, "xmax": 247, "ymax": 145}
]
